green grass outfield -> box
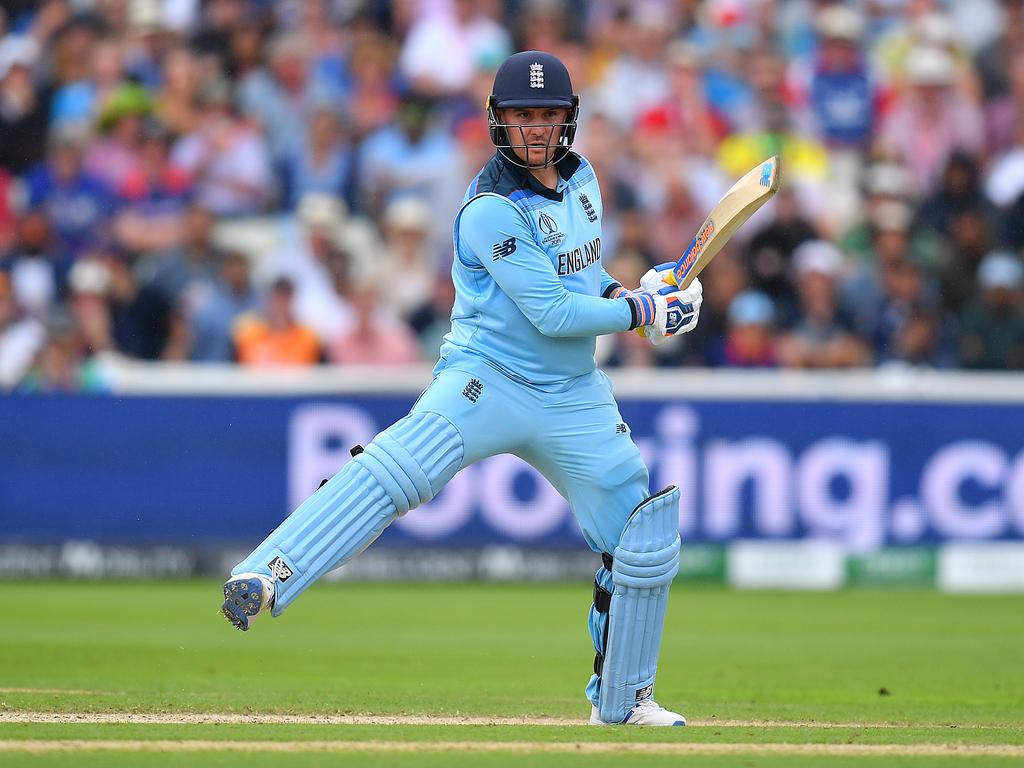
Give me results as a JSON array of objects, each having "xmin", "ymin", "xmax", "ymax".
[{"xmin": 1, "ymin": 581, "xmax": 1022, "ymax": 766}]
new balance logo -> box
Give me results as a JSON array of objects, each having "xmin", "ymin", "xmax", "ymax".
[
  {"xmin": 579, "ymin": 192, "xmax": 597, "ymax": 222},
  {"xmin": 268, "ymin": 556, "xmax": 293, "ymax": 582},
  {"xmin": 615, "ymin": 423, "xmax": 628, "ymax": 434},
  {"xmin": 635, "ymin": 683, "xmax": 654, "ymax": 703},
  {"xmin": 462, "ymin": 378, "xmax": 483, "ymax": 403},
  {"xmin": 530, "ymin": 62, "xmax": 544, "ymax": 89},
  {"xmin": 492, "ymin": 237, "xmax": 517, "ymax": 260}
]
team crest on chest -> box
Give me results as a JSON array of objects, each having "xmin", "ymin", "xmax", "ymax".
[
  {"xmin": 579, "ymin": 192, "xmax": 597, "ymax": 222},
  {"xmin": 537, "ymin": 212, "xmax": 565, "ymax": 246}
]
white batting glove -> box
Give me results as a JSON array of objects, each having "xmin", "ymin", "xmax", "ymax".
[
  {"xmin": 638, "ymin": 262, "xmax": 677, "ymax": 292},
  {"xmin": 627, "ymin": 279, "xmax": 703, "ymax": 345}
]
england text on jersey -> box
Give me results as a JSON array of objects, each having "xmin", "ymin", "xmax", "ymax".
[{"xmin": 556, "ymin": 237, "xmax": 601, "ymax": 276}]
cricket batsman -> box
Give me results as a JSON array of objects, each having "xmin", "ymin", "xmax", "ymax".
[{"xmin": 221, "ymin": 51, "xmax": 703, "ymax": 726}]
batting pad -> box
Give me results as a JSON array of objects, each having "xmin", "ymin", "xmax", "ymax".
[
  {"xmin": 233, "ymin": 411, "xmax": 463, "ymax": 615},
  {"xmin": 597, "ymin": 486, "xmax": 681, "ymax": 723}
]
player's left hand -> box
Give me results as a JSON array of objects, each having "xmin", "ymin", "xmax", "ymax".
[{"xmin": 629, "ymin": 278, "xmax": 703, "ymax": 345}]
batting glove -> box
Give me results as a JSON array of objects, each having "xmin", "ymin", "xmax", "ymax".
[
  {"xmin": 625, "ymin": 278, "xmax": 703, "ymax": 345},
  {"xmin": 638, "ymin": 261, "xmax": 677, "ymax": 292}
]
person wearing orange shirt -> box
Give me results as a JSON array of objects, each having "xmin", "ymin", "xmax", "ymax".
[{"xmin": 233, "ymin": 276, "xmax": 320, "ymax": 366}]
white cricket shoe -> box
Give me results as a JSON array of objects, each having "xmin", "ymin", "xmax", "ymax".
[
  {"xmin": 221, "ymin": 572, "xmax": 275, "ymax": 631},
  {"xmin": 590, "ymin": 700, "xmax": 686, "ymax": 726}
]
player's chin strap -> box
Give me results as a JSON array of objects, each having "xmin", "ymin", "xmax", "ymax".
[{"xmin": 593, "ymin": 486, "xmax": 681, "ymax": 724}]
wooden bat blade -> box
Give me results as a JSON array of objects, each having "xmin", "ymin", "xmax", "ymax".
[{"xmin": 668, "ymin": 155, "xmax": 781, "ymax": 289}]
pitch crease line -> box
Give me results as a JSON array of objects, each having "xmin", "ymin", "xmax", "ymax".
[
  {"xmin": 0, "ymin": 740, "xmax": 1022, "ymax": 756},
  {"xmin": 0, "ymin": 712, "xmax": 1015, "ymax": 729}
]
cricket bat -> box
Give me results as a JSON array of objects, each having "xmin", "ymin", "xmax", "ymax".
[{"xmin": 667, "ymin": 155, "xmax": 781, "ymax": 290}]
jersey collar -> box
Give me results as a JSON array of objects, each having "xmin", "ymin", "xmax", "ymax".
[{"xmin": 498, "ymin": 151, "xmax": 582, "ymax": 202}]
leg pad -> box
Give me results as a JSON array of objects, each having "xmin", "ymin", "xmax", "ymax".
[
  {"xmin": 231, "ymin": 411, "xmax": 463, "ymax": 615},
  {"xmin": 595, "ymin": 486, "xmax": 680, "ymax": 724}
]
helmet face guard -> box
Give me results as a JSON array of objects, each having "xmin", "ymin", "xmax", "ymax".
[{"xmin": 487, "ymin": 96, "xmax": 580, "ymax": 169}]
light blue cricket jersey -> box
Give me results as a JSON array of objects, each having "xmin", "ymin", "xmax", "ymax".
[{"xmin": 436, "ymin": 151, "xmax": 633, "ymax": 385}]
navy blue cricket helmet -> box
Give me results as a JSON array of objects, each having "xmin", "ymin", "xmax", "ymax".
[{"xmin": 487, "ymin": 50, "xmax": 579, "ymax": 168}]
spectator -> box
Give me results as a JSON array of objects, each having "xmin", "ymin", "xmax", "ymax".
[
  {"xmin": 66, "ymin": 256, "xmax": 115, "ymax": 355},
  {"xmin": 18, "ymin": 306, "xmax": 105, "ymax": 392},
  {"xmin": 378, "ymin": 196, "xmax": 438, "ymax": 321},
  {"xmin": 237, "ymin": 32, "xmax": 334, "ymax": 169},
  {"xmin": 105, "ymin": 253, "xmax": 173, "ymax": 359},
  {"xmin": 3, "ymin": 210, "xmax": 57, "ymax": 318},
  {"xmin": 645, "ymin": 170, "xmax": 706, "ymax": 267},
  {"xmin": 777, "ymin": 240, "xmax": 870, "ymax": 369},
  {"xmin": 327, "ymin": 283, "xmax": 420, "ymax": 366},
  {"xmin": 877, "ymin": 46, "xmax": 984, "ymax": 194},
  {"xmin": 50, "ymin": 32, "xmax": 124, "ymax": 127},
  {"xmin": 715, "ymin": 83, "xmax": 831, "ymax": 229},
  {"xmin": 137, "ymin": 203, "xmax": 220, "ymax": 306},
  {"xmin": 712, "ymin": 289, "xmax": 778, "ymax": 368},
  {"xmin": 171, "ymin": 77, "xmax": 274, "ymax": 217},
  {"xmin": 83, "ymin": 81, "xmax": 152, "ymax": 189},
  {"xmin": 225, "ymin": 19, "xmax": 265, "ymax": 83},
  {"xmin": 282, "ymin": 101, "xmax": 353, "ymax": 210},
  {"xmin": 156, "ymin": 44, "xmax": 204, "ymax": 136},
  {"xmin": 958, "ymin": 250, "xmax": 1024, "ymax": 369},
  {"xmin": 786, "ymin": 5, "xmax": 891, "ymax": 232},
  {"xmin": 408, "ymin": 272, "xmax": 455, "ymax": 362},
  {"xmin": 111, "ymin": 117, "xmax": 193, "ymax": 256},
  {"xmin": 974, "ymin": 0, "xmax": 1024, "ymax": 102},
  {"xmin": 859, "ymin": 220, "xmax": 955, "ymax": 369},
  {"xmin": 344, "ymin": 30, "xmax": 399, "ymax": 139},
  {"xmin": 984, "ymin": 48, "xmax": 1024, "ymax": 157},
  {"xmin": 787, "ymin": 5, "xmax": 889, "ymax": 151},
  {"xmin": 234, "ymin": 276, "xmax": 320, "ymax": 367},
  {"xmin": 874, "ymin": 9, "xmax": 977, "ymax": 98},
  {"xmin": 0, "ymin": 168, "xmax": 17, "ymax": 252},
  {"xmin": 986, "ymin": 114, "xmax": 1024, "ymax": 213},
  {"xmin": 25, "ymin": 123, "xmax": 112, "ymax": 266},
  {"xmin": 668, "ymin": 245, "xmax": 751, "ymax": 368},
  {"xmin": 0, "ymin": 270, "xmax": 46, "ymax": 390},
  {"xmin": 939, "ymin": 205, "xmax": 997, "ymax": 314},
  {"xmin": 744, "ymin": 186, "xmax": 819, "ymax": 325},
  {"xmin": 292, "ymin": 0, "xmax": 349, "ymax": 98},
  {"xmin": 184, "ymin": 250, "xmax": 259, "ymax": 363},
  {"xmin": 842, "ymin": 161, "xmax": 943, "ymax": 273},
  {"xmin": 0, "ymin": 35, "xmax": 51, "ymax": 174},
  {"xmin": 589, "ymin": 5, "xmax": 672, "ymax": 132},
  {"xmin": 263, "ymin": 192, "xmax": 380, "ymax": 343},
  {"xmin": 398, "ymin": 0, "xmax": 511, "ymax": 99},
  {"xmin": 517, "ymin": 0, "xmax": 579, "ymax": 64},
  {"xmin": 635, "ymin": 41, "xmax": 718, "ymax": 160},
  {"xmin": 915, "ymin": 151, "xmax": 998, "ymax": 244},
  {"xmin": 878, "ymin": 263, "xmax": 954, "ymax": 369},
  {"xmin": 358, "ymin": 94, "xmax": 462, "ymax": 237}
]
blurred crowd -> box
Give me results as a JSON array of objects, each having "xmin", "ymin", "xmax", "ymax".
[{"xmin": 1, "ymin": 0, "xmax": 1023, "ymax": 393}]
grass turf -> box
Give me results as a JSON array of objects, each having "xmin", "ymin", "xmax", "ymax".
[{"xmin": 0, "ymin": 580, "xmax": 1021, "ymax": 767}]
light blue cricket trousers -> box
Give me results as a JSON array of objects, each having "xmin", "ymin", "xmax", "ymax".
[{"xmin": 232, "ymin": 351, "xmax": 652, "ymax": 705}]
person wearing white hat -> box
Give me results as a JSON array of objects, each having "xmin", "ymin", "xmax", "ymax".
[
  {"xmin": 786, "ymin": 5, "xmax": 883, "ymax": 150},
  {"xmin": 878, "ymin": 45, "xmax": 984, "ymax": 192},
  {"xmin": 778, "ymin": 240, "xmax": 870, "ymax": 368},
  {"xmin": 958, "ymin": 250, "xmax": 1024, "ymax": 369}
]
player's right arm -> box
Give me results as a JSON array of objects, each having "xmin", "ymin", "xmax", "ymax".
[{"xmin": 458, "ymin": 195, "xmax": 636, "ymax": 338}]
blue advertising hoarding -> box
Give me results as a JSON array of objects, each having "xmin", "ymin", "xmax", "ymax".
[{"xmin": 2, "ymin": 392, "xmax": 1022, "ymax": 553}]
